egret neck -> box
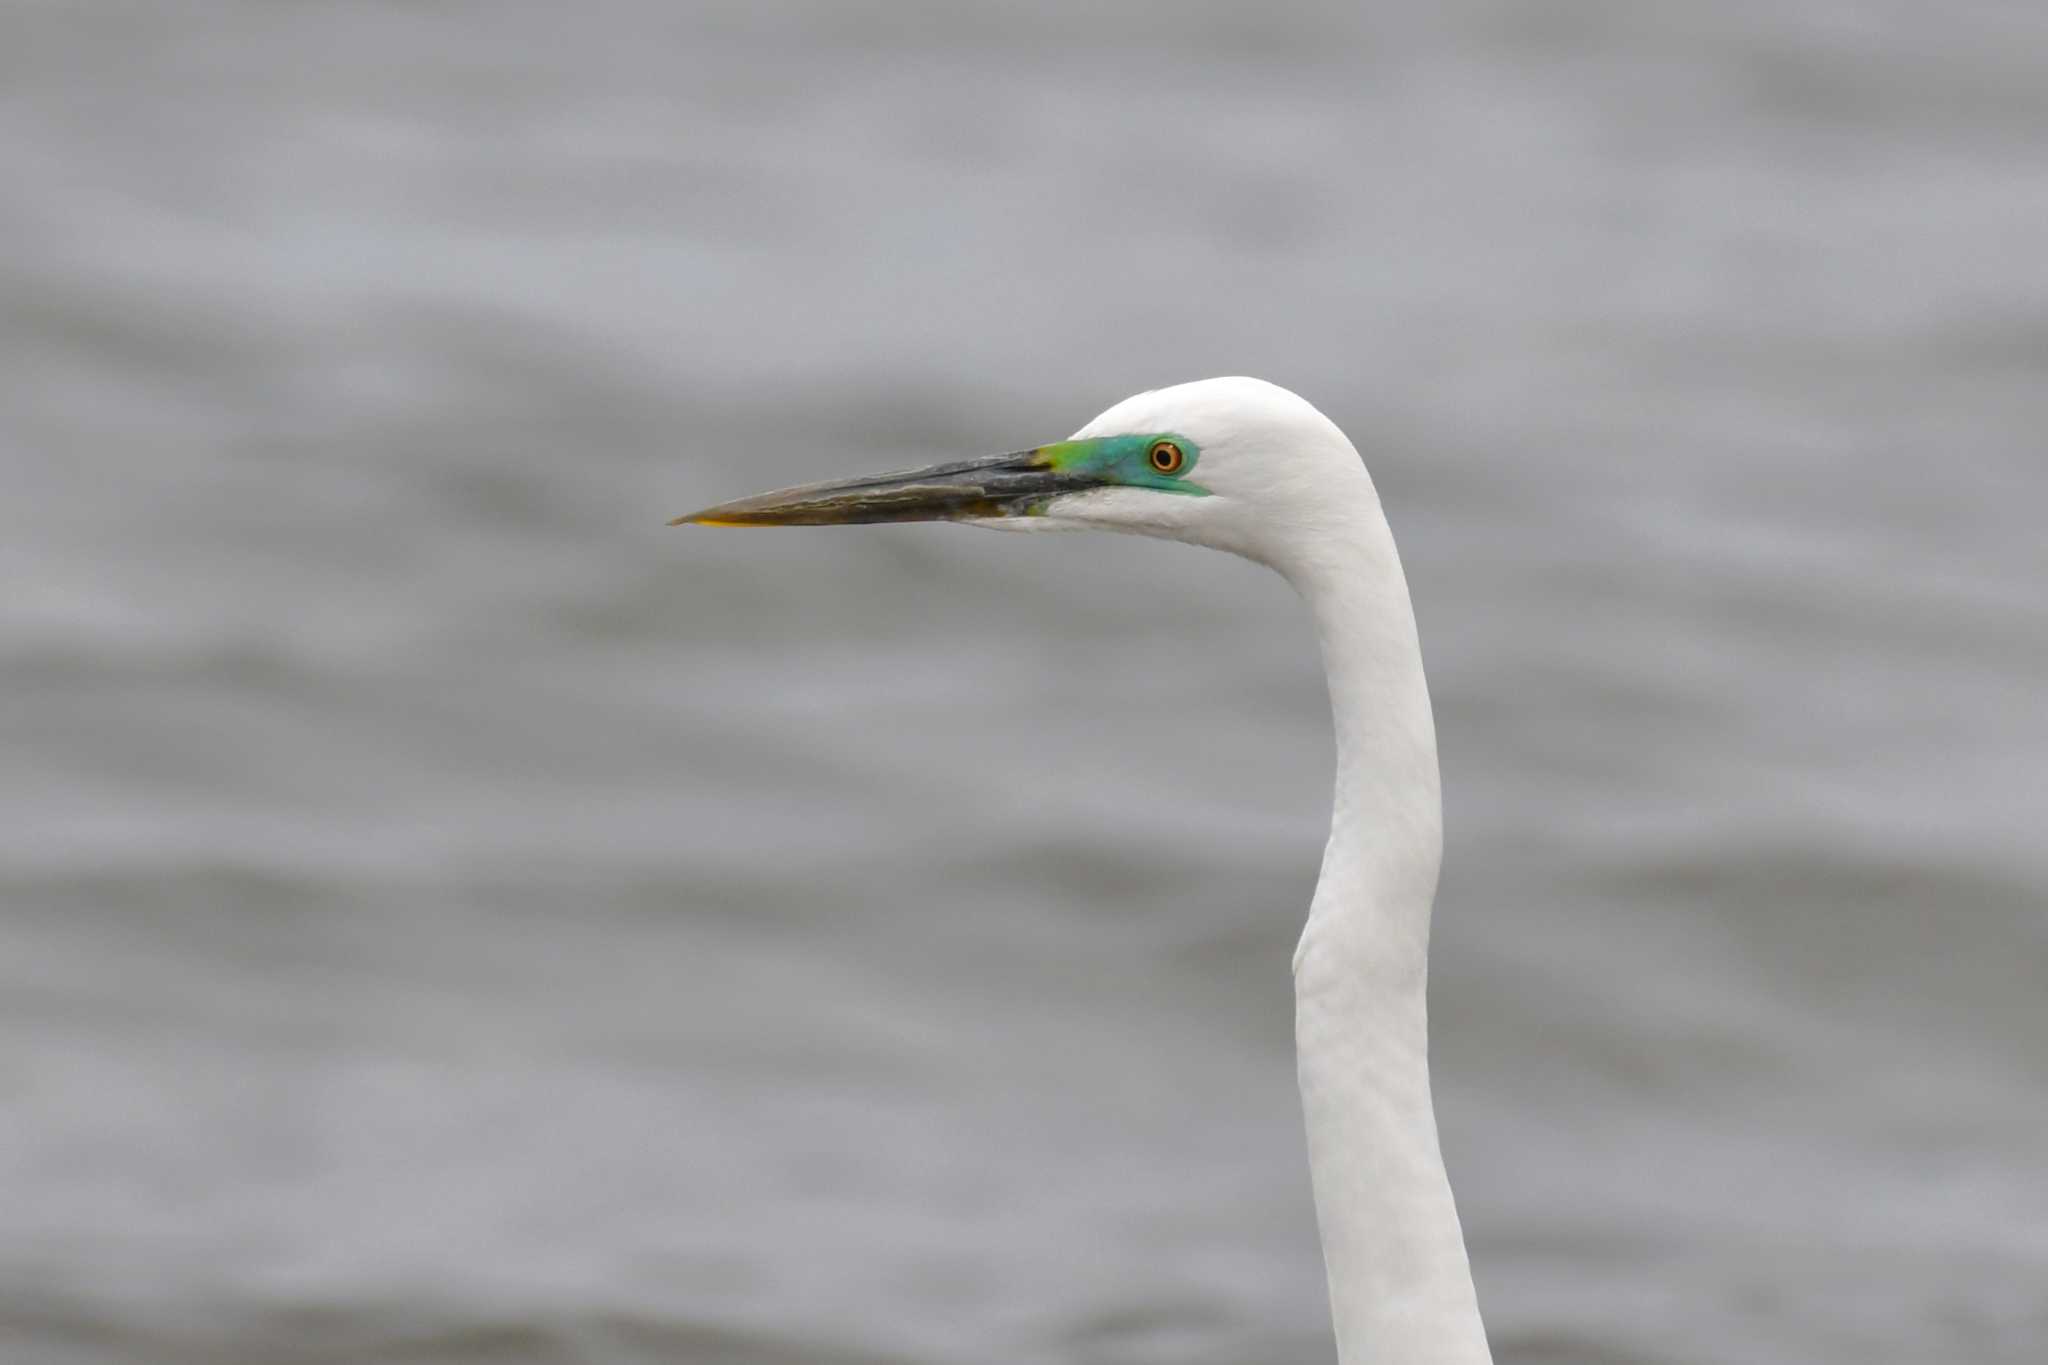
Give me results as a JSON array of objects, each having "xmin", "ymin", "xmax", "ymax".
[{"xmin": 1278, "ymin": 467, "xmax": 1492, "ymax": 1365}]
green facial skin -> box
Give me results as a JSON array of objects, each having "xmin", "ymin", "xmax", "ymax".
[{"xmin": 1031, "ymin": 433, "xmax": 1208, "ymax": 500}]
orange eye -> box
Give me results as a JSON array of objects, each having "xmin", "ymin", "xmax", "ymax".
[{"xmin": 1148, "ymin": 440, "xmax": 1185, "ymax": 474}]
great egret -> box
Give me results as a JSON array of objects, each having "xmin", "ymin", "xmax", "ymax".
[{"xmin": 675, "ymin": 377, "xmax": 1492, "ymax": 1364}]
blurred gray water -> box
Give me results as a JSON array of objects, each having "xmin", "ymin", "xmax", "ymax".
[{"xmin": 4, "ymin": 3, "xmax": 2046, "ymax": 1362}]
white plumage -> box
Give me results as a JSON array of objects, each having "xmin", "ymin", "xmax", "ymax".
[{"xmin": 686, "ymin": 377, "xmax": 1492, "ymax": 1363}]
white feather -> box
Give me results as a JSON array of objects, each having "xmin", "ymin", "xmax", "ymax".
[{"xmin": 977, "ymin": 376, "xmax": 1491, "ymax": 1364}]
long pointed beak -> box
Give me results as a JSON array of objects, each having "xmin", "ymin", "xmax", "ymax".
[{"xmin": 671, "ymin": 451, "xmax": 1097, "ymax": 527}]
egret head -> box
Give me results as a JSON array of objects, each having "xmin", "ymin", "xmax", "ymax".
[{"xmin": 674, "ymin": 377, "xmax": 1374, "ymax": 573}]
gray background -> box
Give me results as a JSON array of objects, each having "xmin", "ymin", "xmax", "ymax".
[{"xmin": 4, "ymin": 2, "xmax": 2045, "ymax": 1362}]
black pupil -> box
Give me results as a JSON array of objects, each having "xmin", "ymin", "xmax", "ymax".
[{"xmin": 1154, "ymin": 444, "xmax": 1177, "ymax": 468}]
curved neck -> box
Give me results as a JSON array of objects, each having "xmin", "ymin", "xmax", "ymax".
[{"xmin": 1279, "ymin": 479, "xmax": 1491, "ymax": 1365}]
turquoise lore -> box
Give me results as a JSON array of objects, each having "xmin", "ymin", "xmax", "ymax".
[{"xmin": 1032, "ymin": 433, "xmax": 1208, "ymax": 499}]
